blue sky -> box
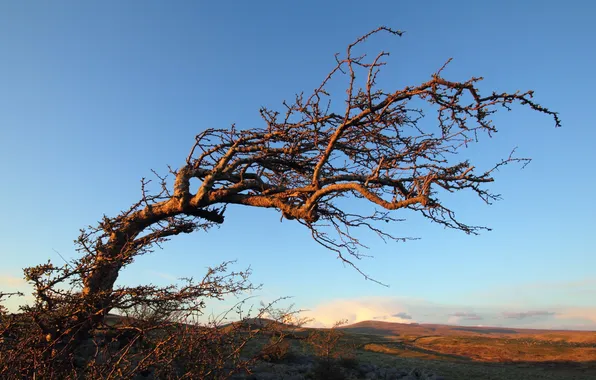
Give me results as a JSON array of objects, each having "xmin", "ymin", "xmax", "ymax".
[{"xmin": 1, "ymin": 1, "xmax": 595, "ymax": 329}]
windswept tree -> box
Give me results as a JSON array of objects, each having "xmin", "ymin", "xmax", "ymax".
[{"xmin": 1, "ymin": 27, "xmax": 559, "ymax": 377}]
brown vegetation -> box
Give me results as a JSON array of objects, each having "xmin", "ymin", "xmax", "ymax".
[{"xmin": 342, "ymin": 320, "xmax": 596, "ymax": 379}]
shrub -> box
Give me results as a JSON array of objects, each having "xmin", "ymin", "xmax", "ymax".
[
  {"xmin": 310, "ymin": 358, "xmax": 347, "ymax": 380},
  {"xmin": 338, "ymin": 354, "xmax": 359, "ymax": 370},
  {"xmin": 258, "ymin": 336, "xmax": 291, "ymax": 363}
]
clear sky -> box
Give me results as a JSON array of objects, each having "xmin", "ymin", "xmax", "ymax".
[{"xmin": 1, "ymin": 1, "xmax": 595, "ymax": 330}]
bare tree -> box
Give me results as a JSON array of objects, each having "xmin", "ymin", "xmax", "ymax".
[{"xmin": 1, "ymin": 27, "xmax": 559, "ymax": 377}]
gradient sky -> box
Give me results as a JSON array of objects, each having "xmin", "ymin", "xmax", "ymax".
[{"xmin": 1, "ymin": 1, "xmax": 595, "ymax": 330}]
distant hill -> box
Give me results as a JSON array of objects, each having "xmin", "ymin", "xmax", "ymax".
[
  {"xmin": 105, "ymin": 314, "xmax": 299, "ymax": 331},
  {"xmin": 340, "ymin": 320, "xmax": 596, "ymax": 340}
]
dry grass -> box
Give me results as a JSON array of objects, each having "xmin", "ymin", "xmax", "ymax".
[
  {"xmin": 93, "ymin": 317, "xmax": 596, "ymax": 379},
  {"xmin": 336, "ymin": 321, "xmax": 596, "ymax": 380},
  {"xmin": 363, "ymin": 343, "xmax": 447, "ymax": 361},
  {"xmin": 415, "ymin": 335, "xmax": 596, "ymax": 363}
]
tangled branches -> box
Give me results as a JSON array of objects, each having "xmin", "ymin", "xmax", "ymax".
[{"xmin": 0, "ymin": 27, "xmax": 558, "ymax": 378}]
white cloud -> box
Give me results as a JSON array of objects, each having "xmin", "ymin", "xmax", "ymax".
[
  {"xmin": 0, "ymin": 274, "xmax": 33, "ymax": 313},
  {"xmin": 0, "ymin": 274, "xmax": 28, "ymax": 288},
  {"xmin": 502, "ymin": 310, "xmax": 556, "ymax": 319},
  {"xmin": 461, "ymin": 277, "xmax": 596, "ymax": 308},
  {"xmin": 303, "ymin": 296, "xmax": 596, "ymax": 331},
  {"xmin": 304, "ymin": 297, "xmax": 422, "ymax": 327},
  {"xmin": 555, "ymin": 307, "xmax": 596, "ymax": 322}
]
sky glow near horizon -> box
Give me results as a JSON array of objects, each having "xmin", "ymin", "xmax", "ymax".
[{"xmin": 0, "ymin": 1, "xmax": 595, "ymax": 330}]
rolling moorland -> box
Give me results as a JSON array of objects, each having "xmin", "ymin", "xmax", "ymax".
[
  {"xmin": 335, "ymin": 320, "xmax": 596, "ymax": 379},
  {"xmin": 24, "ymin": 313, "xmax": 590, "ymax": 379},
  {"xmin": 230, "ymin": 318, "xmax": 596, "ymax": 380}
]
